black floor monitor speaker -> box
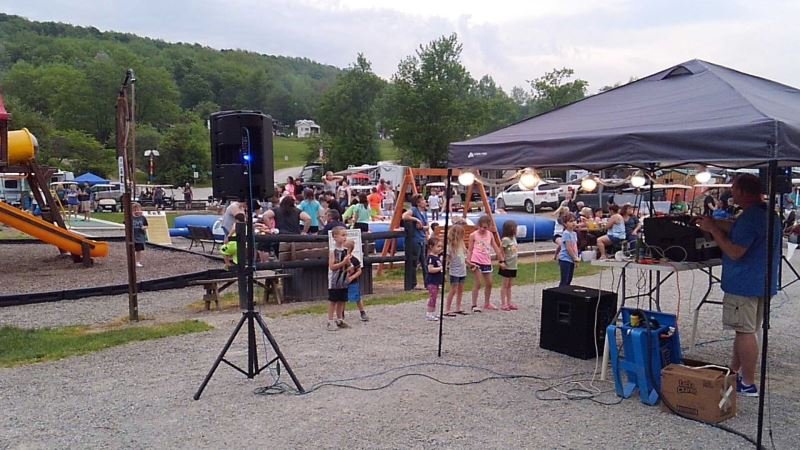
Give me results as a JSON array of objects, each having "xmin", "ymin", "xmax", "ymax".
[
  {"xmin": 540, "ymin": 285, "xmax": 617, "ymax": 359},
  {"xmin": 210, "ymin": 110, "xmax": 274, "ymax": 200}
]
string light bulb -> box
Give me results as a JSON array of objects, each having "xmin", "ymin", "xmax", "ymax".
[
  {"xmin": 519, "ymin": 168, "xmax": 541, "ymax": 190},
  {"xmin": 630, "ymin": 170, "xmax": 647, "ymax": 188},
  {"xmin": 695, "ymin": 167, "xmax": 712, "ymax": 183},
  {"xmin": 581, "ymin": 175, "xmax": 599, "ymax": 192},
  {"xmin": 458, "ymin": 170, "xmax": 476, "ymax": 186}
]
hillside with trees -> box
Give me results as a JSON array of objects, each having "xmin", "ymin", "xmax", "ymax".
[
  {"xmin": 0, "ymin": 14, "xmax": 594, "ymax": 179},
  {"xmin": 0, "ymin": 13, "xmax": 341, "ymax": 181}
]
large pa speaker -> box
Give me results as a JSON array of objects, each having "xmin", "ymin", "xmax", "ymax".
[
  {"xmin": 210, "ymin": 110, "xmax": 274, "ymax": 200},
  {"xmin": 540, "ymin": 285, "xmax": 617, "ymax": 359},
  {"xmin": 758, "ymin": 167, "xmax": 792, "ymax": 194}
]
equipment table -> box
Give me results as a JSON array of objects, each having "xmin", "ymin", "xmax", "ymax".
[{"xmin": 591, "ymin": 258, "xmax": 722, "ymax": 380}]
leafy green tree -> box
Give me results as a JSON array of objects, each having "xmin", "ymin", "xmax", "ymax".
[
  {"xmin": 43, "ymin": 129, "xmax": 114, "ymax": 176},
  {"xmin": 528, "ymin": 68, "xmax": 588, "ymax": 115},
  {"xmin": 385, "ymin": 34, "xmax": 477, "ymax": 167},
  {"xmin": 1, "ymin": 95, "xmax": 55, "ymax": 145},
  {"xmin": 156, "ymin": 116, "xmax": 210, "ymax": 185},
  {"xmin": 315, "ymin": 54, "xmax": 385, "ymax": 170},
  {"xmin": 474, "ymin": 75, "xmax": 519, "ymax": 134},
  {"xmin": 134, "ymin": 66, "xmax": 182, "ymax": 128}
]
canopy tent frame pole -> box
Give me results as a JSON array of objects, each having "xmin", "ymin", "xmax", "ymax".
[{"xmin": 757, "ymin": 159, "xmax": 777, "ymax": 448}]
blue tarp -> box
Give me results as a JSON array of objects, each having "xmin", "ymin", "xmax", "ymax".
[{"xmin": 74, "ymin": 172, "xmax": 109, "ymax": 185}]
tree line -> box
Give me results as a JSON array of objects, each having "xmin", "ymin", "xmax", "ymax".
[{"xmin": 0, "ymin": 14, "xmax": 598, "ymax": 181}]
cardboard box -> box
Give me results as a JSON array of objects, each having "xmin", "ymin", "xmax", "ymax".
[{"xmin": 660, "ymin": 362, "xmax": 737, "ymax": 423}]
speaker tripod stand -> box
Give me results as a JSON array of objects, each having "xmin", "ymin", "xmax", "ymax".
[{"xmin": 193, "ymin": 216, "xmax": 305, "ymax": 399}]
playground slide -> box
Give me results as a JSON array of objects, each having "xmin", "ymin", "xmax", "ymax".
[{"xmin": 0, "ymin": 201, "xmax": 109, "ymax": 258}]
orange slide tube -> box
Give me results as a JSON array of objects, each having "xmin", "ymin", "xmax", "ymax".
[{"xmin": 0, "ymin": 202, "xmax": 109, "ymax": 258}]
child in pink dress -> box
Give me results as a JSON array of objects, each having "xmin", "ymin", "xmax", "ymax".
[{"xmin": 468, "ymin": 215, "xmax": 504, "ymax": 312}]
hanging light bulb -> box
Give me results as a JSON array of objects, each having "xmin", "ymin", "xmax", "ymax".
[
  {"xmin": 519, "ymin": 168, "xmax": 541, "ymax": 190},
  {"xmin": 630, "ymin": 170, "xmax": 647, "ymax": 188},
  {"xmin": 581, "ymin": 175, "xmax": 598, "ymax": 192},
  {"xmin": 695, "ymin": 167, "xmax": 712, "ymax": 184},
  {"xmin": 458, "ymin": 170, "xmax": 476, "ymax": 186}
]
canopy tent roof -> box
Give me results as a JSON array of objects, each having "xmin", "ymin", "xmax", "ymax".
[
  {"xmin": 74, "ymin": 172, "xmax": 109, "ymax": 185},
  {"xmin": 449, "ymin": 59, "xmax": 800, "ymax": 170}
]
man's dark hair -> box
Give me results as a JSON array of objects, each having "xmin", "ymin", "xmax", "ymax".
[{"xmin": 733, "ymin": 173, "xmax": 762, "ymax": 196}]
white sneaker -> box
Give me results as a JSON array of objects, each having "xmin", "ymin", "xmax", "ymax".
[
  {"xmin": 327, "ymin": 321, "xmax": 338, "ymax": 331},
  {"xmin": 426, "ymin": 313, "xmax": 439, "ymax": 321},
  {"xmin": 135, "ymin": 263, "xmax": 143, "ymax": 268}
]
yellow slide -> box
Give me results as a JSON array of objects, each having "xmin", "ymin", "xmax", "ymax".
[{"xmin": 0, "ymin": 201, "xmax": 109, "ymax": 258}]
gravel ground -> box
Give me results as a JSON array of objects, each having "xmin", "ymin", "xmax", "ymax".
[
  {"xmin": 0, "ymin": 241, "xmax": 221, "ymax": 296},
  {"xmin": 1, "ymin": 263, "xmax": 799, "ymax": 448}
]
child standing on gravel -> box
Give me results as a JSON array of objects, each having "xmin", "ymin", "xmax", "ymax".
[
  {"xmin": 328, "ymin": 227, "xmax": 352, "ymax": 330},
  {"xmin": 345, "ymin": 239, "xmax": 369, "ymax": 322},
  {"xmin": 499, "ymin": 220, "xmax": 519, "ymax": 311},
  {"xmin": 469, "ymin": 215, "xmax": 503, "ymax": 312},
  {"xmin": 132, "ymin": 202, "xmax": 148, "ymax": 268},
  {"xmin": 444, "ymin": 224, "xmax": 469, "ymax": 317},
  {"xmin": 425, "ymin": 237, "xmax": 444, "ymax": 321}
]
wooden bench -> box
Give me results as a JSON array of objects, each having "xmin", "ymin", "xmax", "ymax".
[
  {"xmin": 189, "ymin": 270, "xmax": 291, "ymax": 310},
  {"xmin": 279, "ymin": 240, "xmax": 374, "ymax": 301},
  {"xmin": 187, "ymin": 225, "xmax": 222, "ymax": 254}
]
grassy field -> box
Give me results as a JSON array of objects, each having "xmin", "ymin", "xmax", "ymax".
[
  {"xmin": 0, "ymin": 320, "xmax": 212, "ymax": 367},
  {"xmin": 274, "ymin": 137, "xmax": 311, "ymax": 170},
  {"xmin": 197, "ymin": 260, "xmax": 603, "ymax": 316},
  {"xmin": 92, "ymin": 212, "xmax": 203, "ymax": 228},
  {"xmin": 273, "ymin": 137, "xmax": 401, "ymax": 171},
  {"xmin": 0, "ymin": 226, "xmax": 27, "ymax": 239},
  {"xmin": 378, "ymin": 140, "xmax": 401, "ymax": 161}
]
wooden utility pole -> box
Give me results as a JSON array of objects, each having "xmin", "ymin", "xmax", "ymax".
[{"xmin": 117, "ymin": 69, "xmax": 139, "ymax": 322}]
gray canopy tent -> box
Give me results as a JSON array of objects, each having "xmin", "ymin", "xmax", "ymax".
[
  {"xmin": 450, "ymin": 59, "xmax": 800, "ymax": 170},
  {"xmin": 446, "ymin": 59, "xmax": 800, "ymax": 447}
]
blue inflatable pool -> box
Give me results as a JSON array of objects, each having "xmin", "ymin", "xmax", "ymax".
[
  {"xmin": 368, "ymin": 222, "xmax": 405, "ymax": 252},
  {"xmin": 171, "ymin": 215, "xmax": 224, "ymax": 239},
  {"xmin": 491, "ymin": 213, "xmax": 555, "ymax": 242}
]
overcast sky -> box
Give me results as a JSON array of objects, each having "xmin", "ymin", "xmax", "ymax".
[{"xmin": 3, "ymin": 0, "xmax": 799, "ymax": 93}]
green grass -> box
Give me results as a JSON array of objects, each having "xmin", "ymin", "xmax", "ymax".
[
  {"xmin": 279, "ymin": 260, "xmax": 604, "ymax": 317},
  {"xmin": 0, "ymin": 226, "xmax": 28, "ymax": 239},
  {"xmin": 0, "ymin": 320, "xmax": 213, "ymax": 367},
  {"xmin": 272, "ymin": 137, "xmax": 401, "ymax": 170},
  {"xmin": 274, "ymin": 137, "xmax": 311, "ymax": 170},
  {"xmin": 375, "ymin": 260, "xmax": 603, "ymax": 290},
  {"xmin": 378, "ymin": 140, "xmax": 401, "ymax": 161},
  {"xmin": 93, "ymin": 212, "xmax": 215, "ymax": 228}
]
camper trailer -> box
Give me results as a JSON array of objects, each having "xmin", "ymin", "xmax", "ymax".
[{"xmin": 0, "ymin": 173, "xmax": 30, "ymax": 207}]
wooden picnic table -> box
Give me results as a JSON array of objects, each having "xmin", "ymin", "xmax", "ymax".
[{"xmin": 189, "ymin": 270, "xmax": 291, "ymax": 310}]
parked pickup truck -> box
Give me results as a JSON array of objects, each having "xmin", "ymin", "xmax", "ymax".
[{"xmin": 495, "ymin": 183, "xmax": 560, "ymax": 213}]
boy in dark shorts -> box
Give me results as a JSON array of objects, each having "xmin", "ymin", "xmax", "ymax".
[
  {"xmin": 345, "ymin": 240, "xmax": 369, "ymax": 321},
  {"xmin": 132, "ymin": 202, "xmax": 148, "ymax": 267},
  {"xmin": 328, "ymin": 227, "xmax": 351, "ymax": 330}
]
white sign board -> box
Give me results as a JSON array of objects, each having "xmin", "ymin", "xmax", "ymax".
[
  {"xmin": 118, "ymin": 156, "xmax": 126, "ymax": 192},
  {"xmin": 327, "ymin": 228, "xmax": 363, "ymax": 290}
]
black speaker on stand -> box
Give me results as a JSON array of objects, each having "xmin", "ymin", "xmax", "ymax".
[
  {"xmin": 210, "ymin": 110, "xmax": 274, "ymax": 201},
  {"xmin": 540, "ymin": 285, "xmax": 617, "ymax": 359}
]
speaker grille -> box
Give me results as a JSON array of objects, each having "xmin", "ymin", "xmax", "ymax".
[{"xmin": 210, "ymin": 110, "xmax": 274, "ymax": 200}]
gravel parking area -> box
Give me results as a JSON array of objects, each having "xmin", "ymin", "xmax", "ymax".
[{"xmin": 1, "ymin": 262, "xmax": 798, "ymax": 448}]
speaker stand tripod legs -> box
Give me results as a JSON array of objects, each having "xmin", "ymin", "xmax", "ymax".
[
  {"xmin": 193, "ymin": 310, "xmax": 305, "ymax": 400},
  {"xmin": 255, "ymin": 313, "xmax": 305, "ymax": 392}
]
